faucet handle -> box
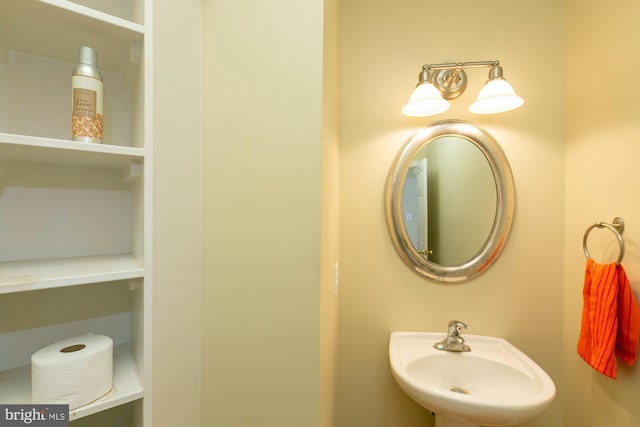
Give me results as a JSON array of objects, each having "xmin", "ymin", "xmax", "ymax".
[{"xmin": 448, "ymin": 320, "xmax": 470, "ymax": 336}]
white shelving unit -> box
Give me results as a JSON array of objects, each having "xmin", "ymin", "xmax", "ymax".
[{"xmin": 0, "ymin": 0, "xmax": 152, "ymax": 425}]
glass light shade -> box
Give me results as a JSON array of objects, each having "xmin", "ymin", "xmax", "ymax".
[
  {"xmin": 469, "ymin": 78, "xmax": 524, "ymax": 114},
  {"xmin": 401, "ymin": 83, "xmax": 450, "ymax": 117}
]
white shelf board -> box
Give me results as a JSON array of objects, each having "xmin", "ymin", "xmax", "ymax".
[
  {"xmin": 0, "ymin": 133, "xmax": 144, "ymax": 168},
  {"xmin": 0, "ymin": 254, "xmax": 144, "ymax": 294},
  {"xmin": 0, "ymin": 0, "xmax": 144, "ymax": 73},
  {"xmin": 0, "ymin": 343, "xmax": 143, "ymax": 420}
]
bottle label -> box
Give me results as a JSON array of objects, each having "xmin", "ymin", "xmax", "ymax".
[
  {"xmin": 71, "ymin": 88, "xmax": 103, "ymax": 141},
  {"xmin": 73, "ymin": 88, "xmax": 97, "ymax": 117}
]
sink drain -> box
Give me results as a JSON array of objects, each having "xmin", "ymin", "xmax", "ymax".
[{"xmin": 450, "ymin": 387, "xmax": 469, "ymax": 394}]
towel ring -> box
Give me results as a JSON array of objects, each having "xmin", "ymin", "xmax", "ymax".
[{"xmin": 582, "ymin": 217, "xmax": 625, "ymax": 264}]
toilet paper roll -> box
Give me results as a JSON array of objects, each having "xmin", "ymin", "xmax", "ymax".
[{"xmin": 31, "ymin": 334, "xmax": 113, "ymax": 410}]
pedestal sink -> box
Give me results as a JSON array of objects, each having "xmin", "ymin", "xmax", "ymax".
[{"xmin": 389, "ymin": 331, "xmax": 555, "ymax": 427}]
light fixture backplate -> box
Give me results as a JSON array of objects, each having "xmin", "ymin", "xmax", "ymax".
[{"xmin": 432, "ymin": 68, "xmax": 467, "ymax": 100}]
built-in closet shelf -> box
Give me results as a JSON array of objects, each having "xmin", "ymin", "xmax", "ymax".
[
  {"xmin": 0, "ymin": 0, "xmax": 144, "ymax": 74},
  {"xmin": 0, "ymin": 254, "xmax": 144, "ymax": 295},
  {"xmin": 0, "ymin": 133, "xmax": 145, "ymax": 168},
  {"xmin": 0, "ymin": 0, "xmax": 151, "ymax": 423},
  {"xmin": 0, "ymin": 343, "xmax": 143, "ymax": 421}
]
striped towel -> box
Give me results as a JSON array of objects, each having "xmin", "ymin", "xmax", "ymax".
[{"xmin": 577, "ymin": 258, "xmax": 640, "ymax": 378}]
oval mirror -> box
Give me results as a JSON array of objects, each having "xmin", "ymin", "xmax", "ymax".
[{"xmin": 384, "ymin": 120, "xmax": 515, "ymax": 282}]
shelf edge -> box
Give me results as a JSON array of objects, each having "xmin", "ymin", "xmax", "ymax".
[
  {"xmin": 38, "ymin": 0, "xmax": 145, "ymax": 34},
  {"xmin": 0, "ymin": 255, "xmax": 145, "ymax": 295},
  {"xmin": 69, "ymin": 344, "xmax": 144, "ymax": 420},
  {"xmin": 0, "ymin": 132, "xmax": 145, "ymax": 158}
]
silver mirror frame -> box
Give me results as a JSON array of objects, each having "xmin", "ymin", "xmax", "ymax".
[{"xmin": 384, "ymin": 120, "xmax": 516, "ymax": 282}]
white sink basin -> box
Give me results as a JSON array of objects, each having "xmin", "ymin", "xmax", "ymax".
[{"xmin": 389, "ymin": 331, "xmax": 555, "ymax": 426}]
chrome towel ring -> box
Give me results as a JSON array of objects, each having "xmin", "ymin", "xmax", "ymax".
[{"xmin": 583, "ymin": 217, "xmax": 625, "ymax": 264}]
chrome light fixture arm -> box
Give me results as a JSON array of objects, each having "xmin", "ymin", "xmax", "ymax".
[{"xmin": 421, "ymin": 60, "xmax": 500, "ymax": 100}]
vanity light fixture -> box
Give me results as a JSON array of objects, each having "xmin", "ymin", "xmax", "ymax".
[{"xmin": 402, "ymin": 60, "xmax": 524, "ymax": 117}]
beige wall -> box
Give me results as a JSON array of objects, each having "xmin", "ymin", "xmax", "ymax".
[
  {"xmin": 564, "ymin": 0, "xmax": 640, "ymax": 425},
  {"xmin": 152, "ymin": 1, "xmax": 640, "ymax": 426},
  {"xmin": 336, "ymin": 1, "xmax": 565, "ymax": 426},
  {"xmin": 201, "ymin": 0, "xmax": 326, "ymax": 425},
  {"xmin": 320, "ymin": 0, "xmax": 340, "ymax": 425},
  {"xmin": 152, "ymin": 0, "xmax": 202, "ymax": 426}
]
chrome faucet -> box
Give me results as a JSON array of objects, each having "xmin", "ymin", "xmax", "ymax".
[{"xmin": 434, "ymin": 320, "xmax": 471, "ymax": 352}]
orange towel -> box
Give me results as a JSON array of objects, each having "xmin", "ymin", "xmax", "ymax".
[
  {"xmin": 616, "ymin": 266, "xmax": 640, "ymax": 365},
  {"xmin": 577, "ymin": 258, "xmax": 640, "ymax": 378}
]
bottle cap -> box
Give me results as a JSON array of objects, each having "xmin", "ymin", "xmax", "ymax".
[{"xmin": 77, "ymin": 46, "xmax": 98, "ymax": 66}]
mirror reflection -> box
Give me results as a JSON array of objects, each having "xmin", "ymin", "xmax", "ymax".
[{"xmin": 401, "ymin": 136, "xmax": 497, "ymax": 266}]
